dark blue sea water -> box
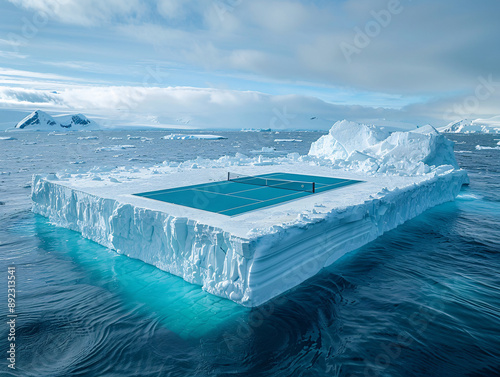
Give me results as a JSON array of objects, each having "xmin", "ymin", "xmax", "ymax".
[{"xmin": 0, "ymin": 131, "xmax": 499, "ymax": 376}]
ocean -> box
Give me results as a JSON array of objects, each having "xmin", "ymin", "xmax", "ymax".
[{"xmin": 0, "ymin": 130, "xmax": 499, "ymax": 377}]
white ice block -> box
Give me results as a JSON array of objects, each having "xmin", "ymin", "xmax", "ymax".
[{"xmin": 31, "ymin": 163, "xmax": 467, "ymax": 307}]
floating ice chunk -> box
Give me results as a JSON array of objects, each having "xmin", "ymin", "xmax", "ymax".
[
  {"xmin": 251, "ymin": 147, "xmax": 277, "ymax": 153},
  {"xmin": 475, "ymin": 145, "xmax": 500, "ymax": 150},
  {"xmin": 162, "ymin": 134, "xmax": 227, "ymax": 140},
  {"xmin": 96, "ymin": 145, "xmax": 136, "ymax": 152},
  {"xmin": 77, "ymin": 136, "xmax": 98, "ymax": 140},
  {"xmin": 274, "ymin": 139, "xmax": 303, "ymax": 142},
  {"xmin": 0, "ymin": 136, "xmax": 16, "ymax": 140},
  {"xmin": 241, "ymin": 128, "xmax": 271, "ymax": 132}
]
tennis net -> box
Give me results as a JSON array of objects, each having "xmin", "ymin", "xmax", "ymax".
[{"xmin": 227, "ymin": 172, "xmax": 315, "ymax": 193}]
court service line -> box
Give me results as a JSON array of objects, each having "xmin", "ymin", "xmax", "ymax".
[
  {"xmin": 190, "ymin": 188, "xmax": 262, "ymax": 202},
  {"xmin": 136, "ymin": 180, "xmax": 233, "ymax": 197},
  {"xmin": 315, "ymin": 179, "xmax": 357, "ymax": 191},
  {"xmin": 217, "ymin": 189, "xmax": 306, "ymax": 214}
]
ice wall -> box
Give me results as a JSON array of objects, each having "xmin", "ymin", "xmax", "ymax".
[
  {"xmin": 31, "ymin": 175, "xmax": 252, "ymax": 304},
  {"xmin": 243, "ymin": 169, "xmax": 467, "ymax": 306},
  {"xmin": 32, "ymin": 167, "xmax": 468, "ymax": 307}
]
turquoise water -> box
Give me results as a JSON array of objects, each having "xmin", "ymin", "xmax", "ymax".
[{"xmin": 0, "ymin": 131, "xmax": 499, "ymax": 376}]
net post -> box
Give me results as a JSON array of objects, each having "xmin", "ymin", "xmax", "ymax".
[{"xmin": 313, "ymin": 182, "xmax": 315, "ymax": 193}]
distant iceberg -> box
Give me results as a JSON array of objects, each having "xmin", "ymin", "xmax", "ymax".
[
  {"xmin": 438, "ymin": 118, "xmax": 500, "ymax": 134},
  {"xmin": 475, "ymin": 145, "xmax": 500, "ymax": 150},
  {"xmin": 162, "ymin": 134, "xmax": 227, "ymax": 140},
  {"xmin": 95, "ymin": 145, "xmax": 136, "ymax": 152},
  {"xmin": 240, "ymin": 128, "xmax": 272, "ymax": 132}
]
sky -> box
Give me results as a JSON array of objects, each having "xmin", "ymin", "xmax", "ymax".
[{"xmin": 0, "ymin": 0, "xmax": 499, "ymax": 130}]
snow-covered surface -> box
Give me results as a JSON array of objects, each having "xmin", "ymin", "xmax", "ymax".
[
  {"xmin": 162, "ymin": 134, "xmax": 227, "ymax": 140},
  {"xmin": 439, "ymin": 118, "xmax": 500, "ymax": 134},
  {"xmin": 11, "ymin": 110, "xmax": 100, "ymax": 131},
  {"xmin": 31, "ymin": 120, "xmax": 468, "ymax": 307}
]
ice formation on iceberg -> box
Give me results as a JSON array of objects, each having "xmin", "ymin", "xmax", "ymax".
[
  {"xmin": 309, "ymin": 120, "xmax": 459, "ymax": 175},
  {"xmin": 31, "ymin": 120, "xmax": 469, "ymax": 307}
]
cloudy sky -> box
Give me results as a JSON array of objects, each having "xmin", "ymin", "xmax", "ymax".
[{"xmin": 0, "ymin": 0, "xmax": 499, "ymax": 129}]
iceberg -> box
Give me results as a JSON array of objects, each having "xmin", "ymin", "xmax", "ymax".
[
  {"xmin": 95, "ymin": 145, "xmax": 136, "ymax": 152},
  {"xmin": 162, "ymin": 134, "xmax": 227, "ymax": 140},
  {"xmin": 31, "ymin": 121, "xmax": 468, "ymax": 307},
  {"xmin": 438, "ymin": 118, "xmax": 500, "ymax": 134}
]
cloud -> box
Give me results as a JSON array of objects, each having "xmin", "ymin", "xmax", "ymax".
[
  {"xmin": 0, "ymin": 50, "xmax": 27, "ymax": 59},
  {"xmin": 0, "ymin": 84, "xmax": 410, "ymax": 129},
  {"xmin": 4, "ymin": 0, "xmax": 500, "ymax": 123},
  {"xmin": 7, "ymin": 0, "xmax": 149, "ymax": 26}
]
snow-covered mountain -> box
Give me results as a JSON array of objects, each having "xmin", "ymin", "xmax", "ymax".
[
  {"xmin": 438, "ymin": 118, "xmax": 500, "ymax": 134},
  {"xmin": 14, "ymin": 110, "xmax": 100, "ymax": 130}
]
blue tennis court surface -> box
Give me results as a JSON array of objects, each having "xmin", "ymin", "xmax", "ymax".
[{"xmin": 134, "ymin": 172, "xmax": 363, "ymax": 216}]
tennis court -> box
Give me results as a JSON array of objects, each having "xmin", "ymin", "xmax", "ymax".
[{"xmin": 134, "ymin": 172, "xmax": 363, "ymax": 216}]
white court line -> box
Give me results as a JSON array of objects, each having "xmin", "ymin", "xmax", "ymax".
[
  {"xmin": 190, "ymin": 188, "xmax": 262, "ymax": 202},
  {"xmin": 218, "ymin": 189, "xmax": 306, "ymax": 214},
  {"xmin": 315, "ymin": 179, "xmax": 356, "ymax": 191},
  {"xmin": 219, "ymin": 178, "xmax": 361, "ymax": 215},
  {"xmin": 137, "ymin": 180, "xmax": 233, "ymax": 197}
]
